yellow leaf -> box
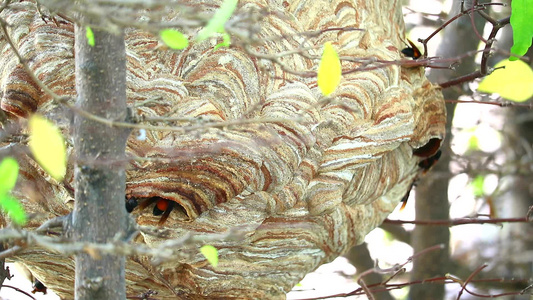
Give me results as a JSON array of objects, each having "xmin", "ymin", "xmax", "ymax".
[
  {"xmin": 317, "ymin": 42, "xmax": 342, "ymax": 96},
  {"xmin": 200, "ymin": 245, "xmax": 218, "ymax": 268},
  {"xmin": 478, "ymin": 59, "xmax": 533, "ymax": 102},
  {"xmin": 28, "ymin": 114, "xmax": 67, "ymax": 181}
]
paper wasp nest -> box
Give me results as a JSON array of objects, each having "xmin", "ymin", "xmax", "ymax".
[{"xmin": 0, "ymin": 0, "xmax": 445, "ymax": 298}]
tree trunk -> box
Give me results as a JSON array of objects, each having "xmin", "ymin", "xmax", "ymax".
[
  {"xmin": 411, "ymin": 1, "xmax": 486, "ymax": 299},
  {"xmin": 69, "ymin": 24, "xmax": 129, "ymax": 300},
  {"xmin": 496, "ymin": 44, "xmax": 533, "ymax": 292}
]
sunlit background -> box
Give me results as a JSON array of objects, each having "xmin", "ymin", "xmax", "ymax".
[{"xmin": 2, "ymin": 0, "xmax": 530, "ymax": 299}]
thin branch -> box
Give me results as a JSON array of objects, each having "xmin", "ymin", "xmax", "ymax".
[
  {"xmin": 35, "ymin": 215, "xmax": 67, "ymax": 233},
  {"xmin": 418, "ymin": 2, "xmax": 505, "ymax": 58},
  {"xmin": 296, "ymin": 274, "xmax": 531, "ymax": 300},
  {"xmin": 456, "ymin": 264, "xmax": 488, "ymax": 300},
  {"xmin": 521, "ymin": 284, "xmax": 533, "ymax": 295},
  {"xmin": 384, "ymin": 216, "xmax": 531, "ymax": 226},
  {"xmin": 444, "ymin": 99, "xmax": 533, "ymax": 108},
  {"xmin": 295, "ymin": 244, "xmax": 445, "ymax": 300},
  {"xmin": 0, "ymin": 245, "xmax": 22, "ymax": 259},
  {"xmin": 0, "ymin": 284, "xmax": 37, "ymax": 299},
  {"xmin": 0, "ymin": 225, "xmax": 251, "ymax": 266},
  {"xmin": 468, "ymin": 0, "xmax": 486, "ymax": 43},
  {"xmin": 1, "ymin": 14, "xmax": 309, "ymax": 134},
  {"xmin": 407, "ymin": 1, "xmax": 511, "ymax": 88},
  {"xmin": 476, "ymin": 12, "xmax": 510, "ymax": 74},
  {"xmin": 357, "ymin": 278, "xmax": 375, "ymax": 300},
  {"xmin": 439, "ymin": 71, "xmax": 482, "ymax": 89}
]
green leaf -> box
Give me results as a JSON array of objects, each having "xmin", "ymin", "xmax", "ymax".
[
  {"xmin": 200, "ymin": 245, "xmax": 219, "ymax": 268},
  {"xmin": 214, "ymin": 32, "xmax": 231, "ymax": 50},
  {"xmin": 317, "ymin": 42, "xmax": 342, "ymax": 96},
  {"xmin": 86, "ymin": 26, "xmax": 95, "ymax": 47},
  {"xmin": 159, "ymin": 29, "xmax": 189, "ymax": 50},
  {"xmin": 478, "ymin": 59, "xmax": 533, "ymax": 102},
  {"xmin": 0, "ymin": 194, "xmax": 27, "ymax": 225},
  {"xmin": 0, "ymin": 157, "xmax": 19, "ymax": 194},
  {"xmin": 510, "ymin": 0, "xmax": 533, "ymax": 60},
  {"xmin": 197, "ymin": 0, "xmax": 238, "ymax": 41},
  {"xmin": 382, "ymin": 230, "xmax": 394, "ymax": 242},
  {"xmin": 470, "ymin": 175, "xmax": 485, "ymax": 197},
  {"xmin": 28, "ymin": 114, "xmax": 67, "ymax": 181},
  {"xmin": 467, "ymin": 135, "xmax": 479, "ymax": 151}
]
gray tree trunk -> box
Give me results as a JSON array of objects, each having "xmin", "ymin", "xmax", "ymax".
[
  {"xmin": 69, "ymin": 24, "xmax": 129, "ymax": 300},
  {"xmin": 411, "ymin": 1, "xmax": 486, "ymax": 299}
]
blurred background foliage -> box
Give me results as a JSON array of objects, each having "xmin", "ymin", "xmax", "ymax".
[{"xmin": 1, "ymin": 0, "xmax": 532, "ymax": 299}]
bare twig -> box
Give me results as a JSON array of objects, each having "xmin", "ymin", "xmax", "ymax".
[
  {"xmin": 0, "ymin": 245, "xmax": 22, "ymax": 259},
  {"xmin": 295, "ymin": 274, "xmax": 531, "ymax": 300},
  {"xmin": 405, "ymin": 0, "xmax": 511, "ymax": 88},
  {"xmin": 419, "ymin": 2, "xmax": 504, "ymax": 58},
  {"xmin": 35, "ymin": 215, "xmax": 68, "ymax": 233},
  {"xmin": 456, "ymin": 263, "xmax": 488, "ymax": 300},
  {"xmin": 0, "ymin": 284, "xmax": 36, "ymax": 299},
  {"xmin": 294, "ymin": 244, "xmax": 445, "ymax": 300},
  {"xmin": 0, "ymin": 225, "xmax": 250, "ymax": 266},
  {"xmin": 357, "ymin": 278, "xmax": 375, "ymax": 300},
  {"xmin": 384, "ymin": 216, "xmax": 531, "ymax": 226},
  {"xmin": 521, "ymin": 283, "xmax": 533, "ymax": 295},
  {"xmin": 444, "ymin": 99, "xmax": 533, "ymax": 108}
]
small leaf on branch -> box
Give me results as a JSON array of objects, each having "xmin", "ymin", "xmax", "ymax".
[
  {"xmin": 0, "ymin": 157, "xmax": 19, "ymax": 194},
  {"xmin": 0, "ymin": 194, "xmax": 27, "ymax": 225},
  {"xmin": 200, "ymin": 245, "xmax": 219, "ymax": 267},
  {"xmin": 160, "ymin": 29, "xmax": 189, "ymax": 50},
  {"xmin": 197, "ymin": 0, "xmax": 238, "ymax": 41},
  {"xmin": 86, "ymin": 26, "xmax": 95, "ymax": 47},
  {"xmin": 317, "ymin": 42, "xmax": 342, "ymax": 96},
  {"xmin": 478, "ymin": 59, "xmax": 533, "ymax": 102},
  {"xmin": 28, "ymin": 114, "xmax": 67, "ymax": 181},
  {"xmin": 214, "ymin": 32, "xmax": 231, "ymax": 50}
]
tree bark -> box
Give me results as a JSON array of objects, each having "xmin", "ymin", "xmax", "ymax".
[
  {"xmin": 69, "ymin": 24, "xmax": 129, "ymax": 300},
  {"xmin": 496, "ymin": 43, "xmax": 533, "ymax": 292}
]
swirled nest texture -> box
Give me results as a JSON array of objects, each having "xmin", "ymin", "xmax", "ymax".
[{"xmin": 0, "ymin": 0, "xmax": 445, "ymax": 298}]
